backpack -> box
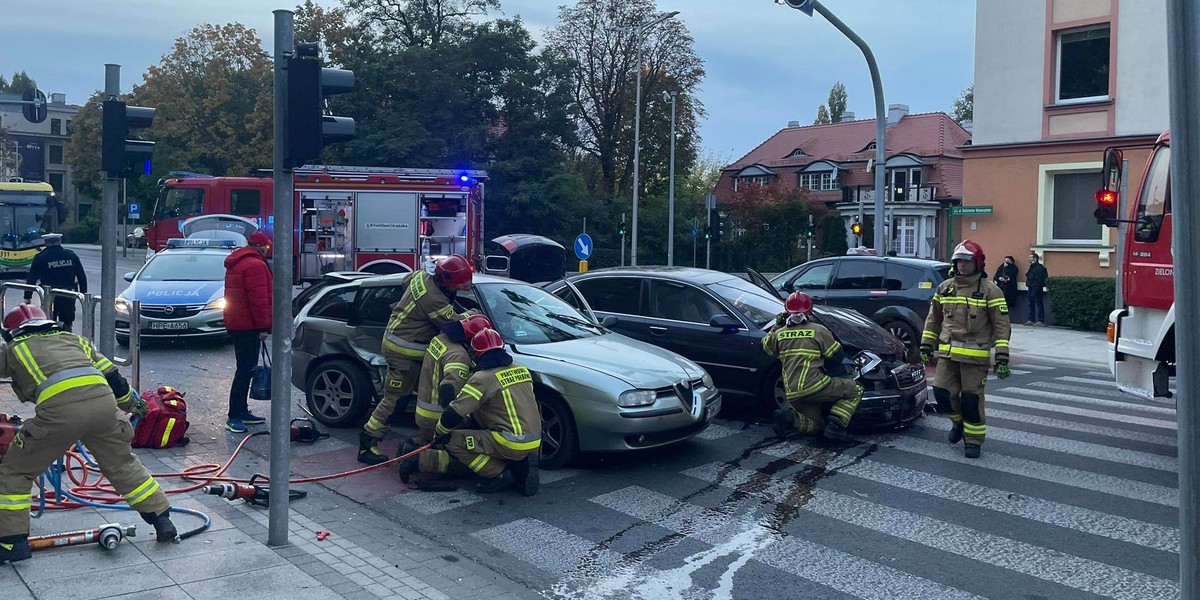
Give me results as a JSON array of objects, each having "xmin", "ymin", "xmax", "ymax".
[{"xmin": 132, "ymin": 386, "xmax": 191, "ymax": 449}]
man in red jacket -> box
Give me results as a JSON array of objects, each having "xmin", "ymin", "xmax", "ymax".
[{"xmin": 222, "ymin": 231, "xmax": 273, "ymax": 433}]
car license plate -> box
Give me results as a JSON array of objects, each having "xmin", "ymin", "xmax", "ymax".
[{"xmin": 148, "ymin": 321, "xmax": 188, "ymax": 331}]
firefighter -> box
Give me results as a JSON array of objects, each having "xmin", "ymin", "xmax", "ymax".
[
  {"xmin": 409, "ymin": 313, "xmax": 492, "ymax": 445},
  {"xmin": 357, "ymin": 255, "xmax": 474, "ymax": 465},
  {"xmin": 920, "ymin": 240, "xmax": 1012, "ymax": 459},
  {"xmin": 24, "ymin": 233, "xmax": 87, "ymax": 332},
  {"xmin": 399, "ymin": 328, "xmax": 540, "ymax": 496},
  {"xmin": 0, "ymin": 305, "xmax": 176, "ymax": 564},
  {"xmin": 763, "ymin": 291, "xmax": 864, "ymax": 442}
]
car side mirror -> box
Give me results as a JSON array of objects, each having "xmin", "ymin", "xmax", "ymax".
[
  {"xmin": 781, "ymin": 282, "xmax": 794, "ymax": 293},
  {"xmin": 601, "ymin": 315, "xmax": 618, "ymax": 328},
  {"xmin": 709, "ymin": 314, "xmax": 741, "ymax": 333},
  {"xmin": 123, "ymin": 272, "xmax": 135, "ymax": 282}
]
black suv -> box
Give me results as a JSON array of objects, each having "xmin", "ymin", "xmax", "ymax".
[{"xmin": 754, "ymin": 256, "xmax": 951, "ymax": 359}]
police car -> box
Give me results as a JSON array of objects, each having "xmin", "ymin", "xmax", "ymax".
[{"xmin": 115, "ymin": 214, "xmax": 256, "ymax": 345}]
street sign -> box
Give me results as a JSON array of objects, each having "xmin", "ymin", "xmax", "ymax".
[
  {"xmin": 128, "ymin": 202, "xmax": 140, "ymax": 219},
  {"xmin": 950, "ymin": 205, "xmax": 994, "ymax": 216},
  {"xmin": 691, "ymin": 227, "xmax": 698, "ymax": 238},
  {"xmin": 574, "ymin": 233, "xmax": 593, "ymax": 260},
  {"xmin": 22, "ymin": 88, "xmax": 46, "ymax": 124}
]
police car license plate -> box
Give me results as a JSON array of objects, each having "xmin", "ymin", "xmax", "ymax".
[{"xmin": 148, "ymin": 321, "xmax": 188, "ymax": 331}]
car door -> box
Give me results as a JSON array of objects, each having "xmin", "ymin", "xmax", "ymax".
[
  {"xmin": 644, "ymin": 279, "xmax": 751, "ymax": 392},
  {"xmin": 824, "ymin": 259, "xmax": 887, "ymax": 319},
  {"xmin": 569, "ymin": 276, "xmax": 649, "ymax": 340},
  {"xmin": 785, "ymin": 261, "xmax": 835, "ymax": 305}
]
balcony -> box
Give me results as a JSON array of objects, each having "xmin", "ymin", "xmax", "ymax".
[{"xmin": 842, "ymin": 184, "xmax": 939, "ymax": 204}]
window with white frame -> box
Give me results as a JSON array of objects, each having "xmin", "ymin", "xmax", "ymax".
[
  {"xmin": 1057, "ymin": 26, "xmax": 1110, "ymax": 103},
  {"xmin": 733, "ymin": 175, "xmax": 770, "ymax": 191},
  {"xmin": 896, "ymin": 217, "xmax": 917, "ymax": 256},
  {"xmin": 798, "ymin": 172, "xmax": 840, "ymax": 191},
  {"xmin": 1047, "ymin": 169, "xmax": 1104, "ymax": 243}
]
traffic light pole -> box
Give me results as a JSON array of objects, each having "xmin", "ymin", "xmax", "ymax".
[
  {"xmin": 99, "ymin": 64, "xmax": 120, "ymax": 357},
  {"xmin": 268, "ymin": 8, "xmax": 295, "ymax": 548},
  {"xmin": 1166, "ymin": 0, "xmax": 1200, "ymax": 595}
]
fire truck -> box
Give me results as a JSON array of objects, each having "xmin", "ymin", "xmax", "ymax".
[
  {"xmin": 1095, "ymin": 131, "xmax": 1173, "ymax": 400},
  {"xmin": 147, "ymin": 166, "xmax": 487, "ymax": 281}
]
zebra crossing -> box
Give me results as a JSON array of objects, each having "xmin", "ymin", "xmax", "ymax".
[{"xmin": 383, "ymin": 364, "xmax": 1181, "ymax": 600}]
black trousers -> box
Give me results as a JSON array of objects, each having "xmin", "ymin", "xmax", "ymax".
[
  {"xmin": 51, "ymin": 296, "xmax": 77, "ymax": 331},
  {"xmin": 228, "ymin": 331, "xmax": 261, "ymax": 418}
]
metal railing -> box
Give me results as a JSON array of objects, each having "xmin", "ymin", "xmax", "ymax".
[
  {"xmin": 842, "ymin": 184, "xmax": 939, "ymax": 204},
  {"xmin": 0, "ymin": 282, "xmax": 141, "ymax": 394}
]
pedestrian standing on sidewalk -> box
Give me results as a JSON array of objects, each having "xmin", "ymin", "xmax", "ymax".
[
  {"xmin": 222, "ymin": 231, "xmax": 273, "ymax": 433},
  {"xmin": 920, "ymin": 240, "xmax": 1011, "ymax": 459},
  {"xmin": 1026, "ymin": 252, "xmax": 1049, "ymax": 326},
  {"xmin": 993, "ymin": 256, "xmax": 1019, "ymax": 321}
]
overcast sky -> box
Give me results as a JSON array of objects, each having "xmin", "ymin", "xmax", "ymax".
[{"xmin": 1, "ymin": 0, "xmax": 975, "ymax": 164}]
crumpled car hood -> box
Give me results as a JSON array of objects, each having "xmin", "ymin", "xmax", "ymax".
[{"xmin": 513, "ymin": 334, "xmax": 705, "ymax": 389}]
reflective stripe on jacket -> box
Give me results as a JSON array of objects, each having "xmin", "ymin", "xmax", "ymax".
[
  {"xmin": 415, "ymin": 333, "xmax": 473, "ymax": 420},
  {"xmin": 761, "ymin": 322, "xmax": 842, "ymax": 399},
  {"xmin": 921, "ymin": 272, "xmax": 1012, "ymax": 365},
  {"xmin": 437, "ymin": 363, "xmax": 541, "ymax": 451},
  {"xmin": 382, "ymin": 272, "xmax": 462, "ymax": 359},
  {"xmin": 0, "ymin": 330, "xmax": 118, "ymax": 405}
]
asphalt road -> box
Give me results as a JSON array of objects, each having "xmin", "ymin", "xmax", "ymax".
[{"xmin": 56, "ymin": 250, "xmax": 1184, "ymax": 599}]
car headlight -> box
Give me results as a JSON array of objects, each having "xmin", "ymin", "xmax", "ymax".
[
  {"xmin": 617, "ymin": 389, "xmax": 657, "ymax": 407},
  {"xmin": 205, "ymin": 298, "xmax": 227, "ymax": 311},
  {"xmin": 115, "ymin": 298, "xmax": 129, "ymax": 316},
  {"xmin": 701, "ymin": 372, "xmax": 714, "ymax": 390}
]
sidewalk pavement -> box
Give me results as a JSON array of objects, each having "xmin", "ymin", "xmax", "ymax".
[{"xmin": 1008, "ymin": 322, "xmax": 1109, "ymax": 369}]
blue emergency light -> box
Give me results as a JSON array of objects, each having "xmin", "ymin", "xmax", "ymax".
[{"xmin": 165, "ymin": 238, "xmax": 239, "ymax": 249}]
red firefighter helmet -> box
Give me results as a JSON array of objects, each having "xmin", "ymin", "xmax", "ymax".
[
  {"xmin": 785, "ymin": 292, "xmax": 813, "ymax": 315},
  {"xmin": 470, "ymin": 328, "xmax": 504, "ymax": 356},
  {"xmin": 952, "ymin": 240, "xmax": 986, "ymax": 272},
  {"xmin": 3, "ymin": 304, "xmax": 53, "ymax": 332},
  {"xmin": 461, "ymin": 314, "xmax": 493, "ymax": 339},
  {"xmin": 435, "ymin": 255, "xmax": 473, "ymax": 289}
]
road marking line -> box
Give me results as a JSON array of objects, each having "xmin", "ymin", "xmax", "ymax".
[
  {"xmin": 986, "ymin": 407, "xmax": 1178, "ymax": 447},
  {"xmin": 988, "ymin": 395, "xmax": 1177, "ymax": 430},
  {"xmin": 1030, "ymin": 381, "xmax": 1176, "ymax": 407},
  {"xmin": 1057, "ymin": 375, "xmax": 1118, "ymax": 388},
  {"xmin": 1011, "ymin": 388, "xmax": 1177, "ymax": 417}
]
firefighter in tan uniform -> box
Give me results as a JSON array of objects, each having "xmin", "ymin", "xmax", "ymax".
[
  {"xmin": 763, "ymin": 292, "xmax": 864, "ymax": 442},
  {"xmin": 399, "ymin": 328, "xmax": 541, "ymax": 496},
  {"xmin": 0, "ymin": 305, "xmax": 177, "ymax": 564},
  {"xmin": 920, "ymin": 240, "xmax": 1012, "ymax": 459},
  {"xmin": 358, "ymin": 255, "xmax": 474, "ymax": 465},
  {"xmin": 409, "ymin": 314, "xmax": 491, "ymax": 445}
]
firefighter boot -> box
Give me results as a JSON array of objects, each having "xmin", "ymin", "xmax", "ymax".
[
  {"xmin": 358, "ymin": 432, "xmax": 388, "ymax": 466},
  {"xmin": 964, "ymin": 443, "xmax": 982, "ymax": 459},
  {"xmin": 0, "ymin": 534, "xmax": 31, "ymax": 564},
  {"xmin": 140, "ymin": 510, "xmax": 179, "ymax": 543},
  {"xmin": 948, "ymin": 422, "xmax": 964, "ymax": 444},
  {"xmin": 772, "ymin": 409, "xmax": 797, "ymax": 439},
  {"xmin": 510, "ymin": 453, "xmax": 540, "ymax": 497},
  {"xmin": 397, "ymin": 441, "xmax": 420, "ymax": 483},
  {"xmin": 474, "ymin": 468, "xmax": 515, "ymax": 494}
]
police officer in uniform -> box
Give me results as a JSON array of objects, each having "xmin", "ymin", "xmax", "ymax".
[
  {"xmin": 24, "ymin": 233, "xmax": 87, "ymax": 332},
  {"xmin": 0, "ymin": 305, "xmax": 177, "ymax": 564}
]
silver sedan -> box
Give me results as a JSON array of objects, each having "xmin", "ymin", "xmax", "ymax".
[{"xmin": 291, "ymin": 273, "xmax": 722, "ymax": 469}]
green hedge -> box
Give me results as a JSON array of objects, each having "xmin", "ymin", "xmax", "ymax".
[
  {"xmin": 63, "ymin": 216, "xmax": 101, "ymax": 244},
  {"xmin": 1045, "ymin": 276, "xmax": 1114, "ymax": 332}
]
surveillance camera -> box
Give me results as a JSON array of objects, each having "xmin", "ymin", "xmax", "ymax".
[{"xmin": 779, "ymin": 0, "xmax": 814, "ymax": 10}]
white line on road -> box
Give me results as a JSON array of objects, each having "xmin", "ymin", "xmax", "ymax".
[
  {"xmin": 1057, "ymin": 375, "xmax": 1118, "ymax": 388},
  {"xmin": 871, "ymin": 435, "xmax": 1178, "ymax": 507},
  {"xmin": 590, "ymin": 486, "xmax": 987, "ymax": 600},
  {"xmin": 988, "ymin": 395, "xmax": 1177, "ymax": 430},
  {"xmin": 1030, "ymin": 380, "xmax": 1173, "ymax": 404},
  {"xmin": 921, "ymin": 417, "xmax": 1177, "ymax": 472},
  {"xmin": 1011, "ymin": 388, "xmax": 1177, "ymax": 416},
  {"xmin": 986, "ymin": 407, "xmax": 1178, "ymax": 447}
]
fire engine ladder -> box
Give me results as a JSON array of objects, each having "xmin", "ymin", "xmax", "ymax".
[{"xmin": 294, "ymin": 165, "xmax": 488, "ymax": 180}]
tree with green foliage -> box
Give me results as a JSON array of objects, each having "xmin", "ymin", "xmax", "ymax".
[
  {"xmin": 952, "ymin": 84, "xmax": 973, "ymax": 124},
  {"xmin": 0, "ymin": 72, "xmax": 37, "ymax": 94},
  {"xmin": 820, "ymin": 214, "xmax": 849, "ymax": 257},
  {"xmin": 345, "ymin": 0, "xmax": 498, "ymax": 48},
  {"xmin": 715, "ymin": 184, "xmax": 817, "ymax": 272},
  {"xmin": 813, "ymin": 81, "xmax": 847, "ymax": 124}
]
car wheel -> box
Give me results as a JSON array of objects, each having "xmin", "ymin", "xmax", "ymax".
[
  {"xmin": 305, "ymin": 359, "xmax": 373, "ymax": 428},
  {"xmin": 760, "ymin": 366, "xmax": 789, "ymax": 412},
  {"xmin": 883, "ymin": 320, "xmax": 919, "ymax": 361},
  {"xmin": 536, "ymin": 390, "xmax": 577, "ymax": 470}
]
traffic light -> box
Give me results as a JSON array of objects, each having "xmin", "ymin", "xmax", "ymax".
[
  {"xmin": 804, "ymin": 219, "xmax": 815, "ymax": 239},
  {"xmin": 1094, "ymin": 189, "xmax": 1119, "ymax": 225},
  {"xmin": 22, "ymin": 88, "xmax": 46, "ymax": 124},
  {"xmin": 619, "ymin": 222, "xmax": 627, "ymax": 236},
  {"xmin": 703, "ymin": 226, "xmax": 711, "ymax": 241},
  {"xmin": 708, "ymin": 209, "xmax": 723, "ymax": 243},
  {"xmin": 850, "ymin": 219, "xmax": 863, "ymax": 237},
  {"xmin": 288, "ymin": 42, "xmax": 355, "ymax": 167},
  {"xmin": 101, "ymin": 99, "xmax": 156, "ymax": 177}
]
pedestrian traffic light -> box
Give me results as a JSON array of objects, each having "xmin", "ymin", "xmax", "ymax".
[
  {"xmin": 21, "ymin": 87, "xmax": 46, "ymax": 124},
  {"xmin": 850, "ymin": 220, "xmax": 862, "ymax": 236},
  {"xmin": 1094, "ymin": 189, "xmax": 1118, "ymax": 225},
  {"xmin": 288, "ymin": 42, "xmax": 355, "ymax": 167},
  {"xmin": 101, "ymin": 99, "xmax": 156, "ymax": 177}
]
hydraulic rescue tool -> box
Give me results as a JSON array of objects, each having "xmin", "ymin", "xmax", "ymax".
[
  {"xmin": 204, "ymin": 475, "xmax": 307, "ymax": 507},
  {"xmin": 29, "ymin": 523, "xmax": 137, "ymax": 552},
  {"xmin": 290, "ymin": 417, "xmax": 329, "ymax": 444}
]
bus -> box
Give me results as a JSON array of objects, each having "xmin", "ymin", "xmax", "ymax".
[{"xmin": 0, "ymin": 180, "xmax": 56, "ymax": 273}]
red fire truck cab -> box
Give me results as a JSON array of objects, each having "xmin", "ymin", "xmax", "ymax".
[
  {"xmin": 1095, "ymin": 131, "xmax": 1173, "ymax": 400},
  {"xmin": 149, "ymin": 166, "xmax": 487, "ymax": 281}
]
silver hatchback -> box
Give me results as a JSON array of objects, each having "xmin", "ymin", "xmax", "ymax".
[{"xmin": 291, "ymin": 273, "xmax": 722, "ymax": 469}]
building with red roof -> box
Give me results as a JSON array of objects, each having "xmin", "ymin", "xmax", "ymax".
[{"xmin": 715, "ymin": 105, "xmax": 971, "ymax": 259}]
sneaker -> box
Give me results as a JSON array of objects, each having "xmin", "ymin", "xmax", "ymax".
[
  {"xmin": 964, "ymin": 443, "xmax": 982, "ymax": 459},
  {"xmin": 772, "ymin": 409, "xmax": 796, "ymax": 439},
  {"xmin": 225, "ymin": 418, "xmax": 248, "ymax": 433},
  {"xmin": 240, "ymin": 412, "xmax": 266, "ymax": 425},
  {"xmin": 0, "ymin": 534, "xmax": 31, "ymax": 564}
]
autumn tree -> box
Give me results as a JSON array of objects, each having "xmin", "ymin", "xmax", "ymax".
[
  {"xmin": 715, "ymin": 184, "xmax": 817, "ymax": 272},
  {"xmin": 64, "ymin": 92, "xmax": 105, "ymax": 198},
  {"xmin": 295, "ymin": 0, "xmax": 355, "ymax": 61},
  {"xmin": 546, "ymin": 0, "xmax": 705, "ymax": 198},
  {"xmin": 814, "ymin": 81, "xmax": 848, "ymax": 124},
  {"xmin": 952, "ymin": 84, "xmax": 973, "ymax": 124}
]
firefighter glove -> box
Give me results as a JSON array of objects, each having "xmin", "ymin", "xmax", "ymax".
[
  {"xmin": 774, "ymin": 313, "xmax": 787, "ymax": 328},
  {"xmin": 127, "ymin": 396, "xmax": 148, "ymax": 418},
  {"xmin": 919, "ymin": 344, "xmax": 933, "ymax": 365},
  {"xmin": 995, "ymin": 359, "xmax": 1010, "ymax": 380}
]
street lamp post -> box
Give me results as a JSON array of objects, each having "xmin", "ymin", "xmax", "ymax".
[
  {"xmin": 664, "ymin": 90, "xmax": 679, "ymax": 266},
  {"xmin": 623, "ymin": 10, "xmax": 680, "ymax": 266}
]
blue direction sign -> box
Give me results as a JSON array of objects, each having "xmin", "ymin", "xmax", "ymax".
[
  {"xmin": 574, "ymin": 233, "xmax": 593, "ymax": 260},
  {"xmin": 128, "ymin": 202, "xmax": 140, "ymax": 219}
]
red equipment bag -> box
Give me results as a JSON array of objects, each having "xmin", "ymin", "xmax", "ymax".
[{"xmin": 131, "ymin": 386, "xmax": 190, "ymax": 449}]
